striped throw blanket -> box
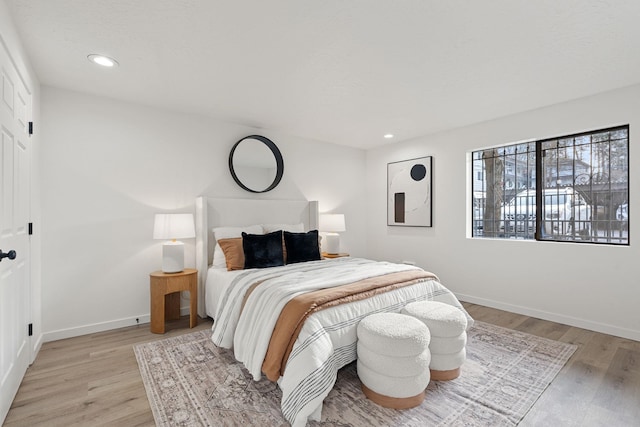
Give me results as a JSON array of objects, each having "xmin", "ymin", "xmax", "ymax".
[{"xmin": 211, "ymin": 258, "xmax": 472, "ymax": 427}]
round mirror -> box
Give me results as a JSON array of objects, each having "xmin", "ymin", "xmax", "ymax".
[{"xmin": 229, "ymin": 135, "xmax": 284, "ymax": 193}]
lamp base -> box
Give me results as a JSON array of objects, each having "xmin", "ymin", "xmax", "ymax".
[
  {"xmin": 324, "ymin": 233, "xmax": 340, "ymax": 255},
  {"xmin": 162, "ymin": 241, "xmax": 184, "ymax": 273}
]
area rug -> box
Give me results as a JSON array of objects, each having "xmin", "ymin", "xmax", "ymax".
[{"xmin": 134, "ymin": 321, "xmax": 576, "ymax": 426}]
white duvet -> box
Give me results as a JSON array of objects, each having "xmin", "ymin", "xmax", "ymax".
[{"xmin": 210, "ymin": 257, "xmax": 472, "ymax": 427}]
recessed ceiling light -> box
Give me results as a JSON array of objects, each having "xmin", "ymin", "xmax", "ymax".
[
  {"xmin": 384, "ymin": 134, "xmax": 394, "ymax": 139},
  {"xmin": 87, "ymin": 54, "xmax": 119, "ymax": 68}
]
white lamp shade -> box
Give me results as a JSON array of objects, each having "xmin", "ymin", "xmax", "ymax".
[
  {"xmin": 319, "ymin": 214, "xmax": 346, "ymax": 232},
  {"xmin": 153, "ymin": 213, "xmax": 196, "ymax": 240}
]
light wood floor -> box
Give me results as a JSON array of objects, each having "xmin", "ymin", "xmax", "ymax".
[{"xmin": 5, "ymin": 304, "xmax": 640, "ymax": 426}]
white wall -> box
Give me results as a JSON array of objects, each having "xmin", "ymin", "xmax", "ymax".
[
  {"xmin": 0, "ymin": 1, "xmax": 42, "ymax": 359},
  {"xmin": 37, "ymin": 71, "xmax": 640, "ymax": 343},
  {"xmin": 40, "ymin": 87, "xmax": 366, "ymax": 340},
  {"xmin": 367, "ymin": 84, "xmax": 640, "ymax": 341}
]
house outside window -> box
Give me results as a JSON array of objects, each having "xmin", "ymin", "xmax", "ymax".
[{"xmin": 472, "ymin": 125, "xmax": 629, "ymax": 245}]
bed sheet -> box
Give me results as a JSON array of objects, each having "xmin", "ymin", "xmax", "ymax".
[
  {"xmin": 205, "ymin": 259, "xmax": 341, "ymax": 319},
  {"xmin": 204, "ymin": 266, "xmax": 247, "ymax": 319}
]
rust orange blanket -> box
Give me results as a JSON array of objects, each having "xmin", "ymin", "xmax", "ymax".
[{"xmin": 261, "ymin": 269, "xmax": 438, "ymax": 381}]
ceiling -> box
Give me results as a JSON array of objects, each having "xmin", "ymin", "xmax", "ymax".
[{"xmin": 5, "ymin": 0, "xmax": 640, "ymax": 149}]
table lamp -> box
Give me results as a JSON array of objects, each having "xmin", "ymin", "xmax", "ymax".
[
  {"xmin": 319, "ymin": 214, "xmax": 346, "ymax": 255},
  {"xmin": 153, "ymin": 213, "xmax": 196, "ymax": 273}
]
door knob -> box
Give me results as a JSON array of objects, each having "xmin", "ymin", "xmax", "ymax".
[{"xmin": 0, "ymin": 249, "xmax": 16, "ymax": 262}]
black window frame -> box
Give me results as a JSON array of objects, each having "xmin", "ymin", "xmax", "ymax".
[{"xmin": 472, "ymin": 125, "xmax": 629, "ymax": 246}]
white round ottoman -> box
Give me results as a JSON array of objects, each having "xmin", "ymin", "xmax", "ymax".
[
  {"xmin": 402, "ymin": 301, "xmax": 467, "ymax": 381},
  {"xmin": 356, "ymin": 312, "xmax": 431, "ymax": 409}
]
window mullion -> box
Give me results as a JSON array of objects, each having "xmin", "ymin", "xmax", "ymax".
[{"xmin": 535, "ymin": 141, "xmax": 543, "ymax": 240}]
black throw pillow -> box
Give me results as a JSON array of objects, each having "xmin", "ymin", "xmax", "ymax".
[
  {"xmin": 283, "ymin": 230, "xmax": 321, "ymax": 264},
  {"xmin": 242, "ymin": 230, "xmax": 284, "ymax": 269}
]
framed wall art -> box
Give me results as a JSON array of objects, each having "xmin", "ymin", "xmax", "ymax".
[{"xmin": 387, "ymin": 156, "xmax": 432, "ymax": 227}]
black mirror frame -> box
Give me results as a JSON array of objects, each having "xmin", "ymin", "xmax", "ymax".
[{"xmin": 229, "ymin": 135, "xmax": 284, "ymax": 193}]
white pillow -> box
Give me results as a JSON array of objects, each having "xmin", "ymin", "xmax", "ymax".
[
  {"xmin": 262, "ymin": 223, "xmax": 304, "ymax": 233},
  {"xmin": 212, "ymin": 225, "xmax": 263, "ymax": 269}
]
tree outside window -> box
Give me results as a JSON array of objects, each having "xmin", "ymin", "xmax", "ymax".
[{"xmin": 472, "ymin": 126, "xmax": 628, "ymax": 245}]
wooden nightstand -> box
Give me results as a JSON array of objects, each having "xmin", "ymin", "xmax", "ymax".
[
  {"xmin": 150, "ymin": 268, "xmax": 198, "ymax": 334},
  {"xmin": 322, "ymin": 252, "xmax": 350, "ymax": 259}
]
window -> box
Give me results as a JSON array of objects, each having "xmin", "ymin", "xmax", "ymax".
[{"xmin": 472, "ymin": 125, "xmax": 629, "ymax": 245}]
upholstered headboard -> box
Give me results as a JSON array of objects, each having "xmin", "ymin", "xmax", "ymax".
[{"xmin": 194, "ymin": 197, "xmax": 319, "ymax": 316}]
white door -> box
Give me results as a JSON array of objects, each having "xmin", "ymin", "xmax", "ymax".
[{"xmin": 0, "ymin": 38, "xmax": 32, "ymax": 423}]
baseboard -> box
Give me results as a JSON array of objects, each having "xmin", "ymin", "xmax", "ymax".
[
  {"xmin": 41, "ymin": 296, "xmax": 640, "ymax": 343},
  {"xmin": 456, "ymin": 293, "xmax": 640, "ymax": 342},
  {"xmin": 30, "ymin": 333, "xmax": 44, "ymax": 364},
  {"xmin": 43, "ymin": 314, "xmax": 150, "ymax": 342},
  {"xmin": 43, "ymin": 306, "xmax": 197, "ymax": 342}
]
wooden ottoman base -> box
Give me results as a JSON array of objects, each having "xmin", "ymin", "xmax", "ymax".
[
  {"xmin": 430, "ymin": 367, "xmax": 460, "ymax": 381},
  {"xmin": 361, "ymin": 384, "xmax": 425, "ymax": 409}
]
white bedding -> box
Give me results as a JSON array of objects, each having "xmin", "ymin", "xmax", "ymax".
[
  {"xmin": 208, "ymin": 257, "xmax": 473, "ymax": 427},
  {"xmin": 205, "ymin": 267, "xmax": 246, "ymax": 319}
]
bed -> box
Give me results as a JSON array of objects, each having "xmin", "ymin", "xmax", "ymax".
[{"xmin": 195, "ymin": 197, "xmax": 473, "ymax": 427}]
